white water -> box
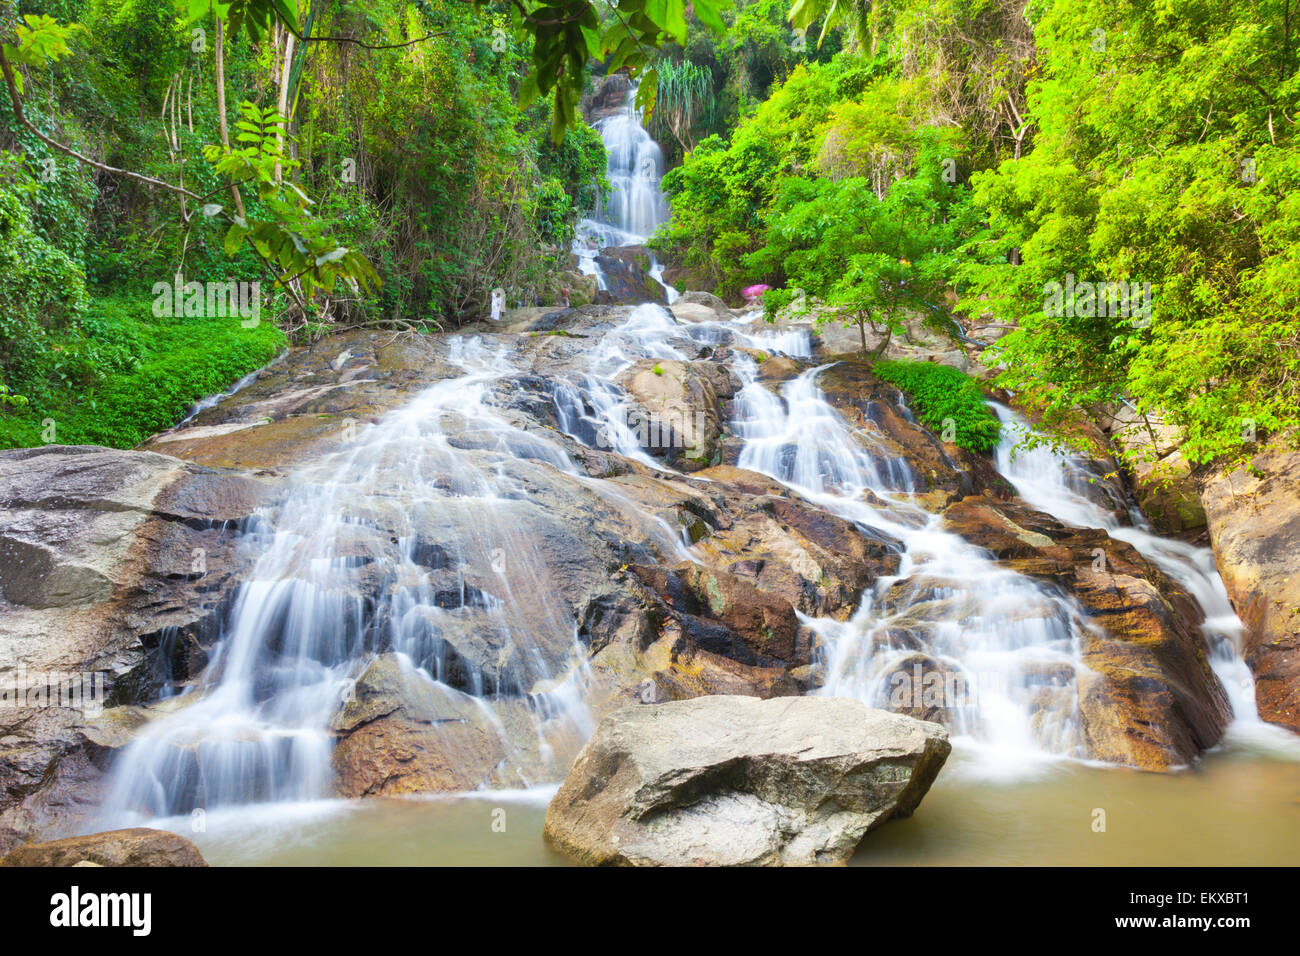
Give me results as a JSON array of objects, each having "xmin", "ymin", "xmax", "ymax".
[
  {"xmin": 572, "ymin": 88, "xmax": 678, "ymax": 303},
  {"xmin": 992, "ymin": 405, "xmax": 1300, "ymax": 757},
  {"xmin": 105, "ymin": 340, "xmax": 610, "ymax": 820},
  {"xmin": 100, "ymin": 290, "xmax": 1300, "ymax": 831},
  {"xmin": 98, "ymin": 86, "xmax": 1298, "ymax": 830},
  {"xmin": 726, "ymin": 362, "xmax": 1103, "ymax": 776}
]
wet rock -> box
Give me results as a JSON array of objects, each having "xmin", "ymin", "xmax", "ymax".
[
  {"xmin": 0, "ymin": 446, "xmax": 263, "ymax": 850},
  {"xmin": 582, "ymin": 72, "xmax": 633, "ymax": 123},
  {"xmin": 628, "ymin": 562, "xmax": 805, "ymax": 666},
  {"xmin": 543, "ymin": 696, "xmax": 950, "ymax": 866},
  {"xmin": 943, "ymin": 495, "xmax": 1231, "ymax": 768},
  {"xmin": 330, "ymin": 656, "xmax": 510, "ymax": 797},
  {"xmin": 877, "ymin": 653, "xmax": 968, "ymax": 727},
  {"xmin": 660, "ymin": 262, "xmax": 716, "ymax": 295},
  {"xmin": 616, "ymin": 359, "xmax": 732, "ymax": 470},
  {"xmin": 1104, "ymin": 404, "xmax": 1205, "ymax": 533},
  {"xmin": 1201, "ymin": 446, "xmax": 1300, "ymax": 732},
  {"xmin": 594, "ymin": 246, "xmax": 668, "ymax": 305},
  {"xmin": 0, "ymin": 827, "xmax": 207, "ymax": 866},
  {"xmin": 814, "ymin": 359, "xmax": 1011, "ymax": 504}
]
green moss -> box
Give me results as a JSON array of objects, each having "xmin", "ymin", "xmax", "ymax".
[
  {"xmin": 872, "ymin": 359, "xmax": 1001, "ymax": 453},
  {"xmin": 0, "ymin": 295, "xmax": 286, "ymax": 450}
]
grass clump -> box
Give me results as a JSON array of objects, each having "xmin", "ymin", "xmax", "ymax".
[{"xmin": 0, "ymin": 295, "xmax": 286, "ymax": 449}]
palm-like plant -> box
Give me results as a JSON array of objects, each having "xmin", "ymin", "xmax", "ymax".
[{"xmin": 649, "ymin": 60, "xmax": 714, "ymax": 154}]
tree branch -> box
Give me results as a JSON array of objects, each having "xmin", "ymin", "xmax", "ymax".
[{"xmin": 0, "ymin": 42, "xmax": 202, "ymax": 202}]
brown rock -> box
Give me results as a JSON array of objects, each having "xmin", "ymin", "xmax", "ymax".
[
  {"xmin": 942, "ymin": 494, "xmax": 1231, "ymax": 769},
  {"xmin": 1201, "ymin": 445, "xmax": 1300, "ymax": 732},
  {"xmin": 0, "ymin": 827, "xmax": 207, "ymax": 867}
]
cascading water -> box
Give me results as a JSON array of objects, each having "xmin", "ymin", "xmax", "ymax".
[
  {"xmin": 96, "ymin": 100, "xmax": 1297, "ymax": 837},
  {"xmin": 573, "ymin": 87, "xmax": 678, "ymax": 302},
  {"xmin": 98, "ymin": 287, "xmax": 1300, "ymax": 848},
  {"xmin": 104, "ymin": 340, "xmax": 620, "ymax": 821},
  {"xmin": 991, "ymin": 405, "xmax": 1300, "ymax": 756},
  {"xmin": 728, "ymin": 361, "xmax": 1096, "ymax": 774}
]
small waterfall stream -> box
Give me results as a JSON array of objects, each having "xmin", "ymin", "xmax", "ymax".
[
  {"xmin": 106, "ymin": 340, "xmax": 608, "ymax": 820},
  {"xmin": 728, "ymin": 360, "xmax": 1093, "ymax": 773},
  {"xmin": 991, "ymin": 406, "xmax": 1300, "ymax": 756},
  {"xmin": 573, "ymin": 87, "xmax": 677, "ymax": 302}
]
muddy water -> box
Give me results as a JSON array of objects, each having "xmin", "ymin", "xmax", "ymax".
[
  {"xmin": 854, "ymin": 744, "xmax": 1300, "ymax": 866},
  {"xmin": 175, "ymin": 739, "xmax": 1298, "ymax": 866}
]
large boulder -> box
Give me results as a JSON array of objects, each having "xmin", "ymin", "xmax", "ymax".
[
  {"xmin": 543, "ymin": 695, "xmax": 950, "ymax": 866},
  {"xmin": 0, "ymin": 827, "xmax": 207, "ymax": 867},
  {"xmin": 594, "ymin": 246, "xmax": 668, "ymax": 305},
  {"xmin": 1201, "ymin": 445, "xmax": 1300, "ymax": 732},
  {"xmin": 676, "ymin": 291, "xmax": 733, "ymax": 318},
  {"xmin": 581, "ymin": 73, "xmax": 633, "ymax": 123},
  {"xmin": 615, "ymin": 358, "xmax": 735, "ymax": 470}
]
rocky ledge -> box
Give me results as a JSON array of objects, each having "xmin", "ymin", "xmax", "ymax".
[{"xmin": 0, "ymin": 827, "xmax": 207, "ymax": 867}]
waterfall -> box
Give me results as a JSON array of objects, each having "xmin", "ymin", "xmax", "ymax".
[
  {"xmin": 99, "ymin": 295, "xmax": 1300, "ymax": 829},
  {"xmin": 96, "ymin": 104, "xmax": 1297, "ymax": 827},
  {"xmin": 991, "ymin": 405, "xmax": 1300, "ymax": 756},
  {"xmin": 104, "ymin": 341, "xmax": 605, "ymax": 820},
  {"xmin": 573, "ymin": 87, "xmax": 678, "ymax": 302},
  {"xmin": 728, "ymin": 361, "xmax": 1095, "ymax": 775}
]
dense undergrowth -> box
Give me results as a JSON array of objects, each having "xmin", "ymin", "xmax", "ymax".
[
  {"xmin": 873, "ymin": 359, "xmax": 1001, "ymax": 453},
  {"xmin": 0, "ymin": 295, "xmax": 285, "ymax": 449}
]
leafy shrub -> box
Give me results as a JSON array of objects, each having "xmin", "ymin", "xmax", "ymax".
[{"xmin": 873, "ymin": 359, "xmax": 1001, "ymax": 452}]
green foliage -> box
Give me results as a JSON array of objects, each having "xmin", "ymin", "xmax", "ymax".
[
  {"xmin": 956, "ymin": 0, "xmax": 1300, "ymax": 465},
  {"xmin": 873, "ymin": 358, "xmax": 1000, "ymax": 451},
  {"xmin": 661, "ymin": 0, "xmax": 1298, "ymax": 469},
  {"xmin": 649, "ymin": 58, "xmax": 714, "ymax": 152},
  {"xmin": 654, "ymin": 57, "xmax": 857, "ymax": 296},
  {"xmin": 1, "ymin": 13, "xmax": 82, "ymax": 93},
  {"xmin": 0, "ymin": 152, "xmax": 90, "ymax": 401},
  {"xmin": 537, "ymin": 117, "xmax": 610, "ymax": 217},
  {"xmin": 0, "ymin": 295, "xmax": 286, "ymax": 449},
  {"xmin": 208, "ymin": 101, "xmax": 379, "ymax": 302}
]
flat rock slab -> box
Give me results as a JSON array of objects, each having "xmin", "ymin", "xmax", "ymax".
[
  {"xmin": 544, "ymin": 695, "xmax": 949, "ymax": 866},
  {"xmin": 0, "ymin": 827, "xmax": 207, "ymax": 867}
]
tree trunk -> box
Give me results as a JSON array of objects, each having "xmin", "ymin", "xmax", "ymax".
[
  {"xmin": 215, "ymin": 17, "xmax": 245, "ymax": 220},
  {"xmin": 275, "ymin": 30, "xmax": 296, "ymax": 183}
]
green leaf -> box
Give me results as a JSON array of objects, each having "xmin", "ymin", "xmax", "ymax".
[
  {"xmin": 314, "ymin": 247, "xmax": 347, "ymax": 266},
  {"xmin": 691, "ymin": 0, "xmax": 728, "ymax": 35},
  {"xmin": 224, "ymin": 221, "xmax": 249, "ymax": 256}
]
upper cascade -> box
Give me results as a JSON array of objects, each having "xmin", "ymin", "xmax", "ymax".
[{"xmin": 572, "ymin": 87, "xmax": 676, "ymax": 302}]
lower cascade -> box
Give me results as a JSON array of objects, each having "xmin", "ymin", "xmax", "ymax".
[{"xmin": 92, "ymin": 296, "xmax": 1293, "ymax": 831}]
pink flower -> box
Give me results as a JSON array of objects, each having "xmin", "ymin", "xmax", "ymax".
[{"xmin": 741, "ymin": 284, "xmax": 771, "ymax": 301}]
